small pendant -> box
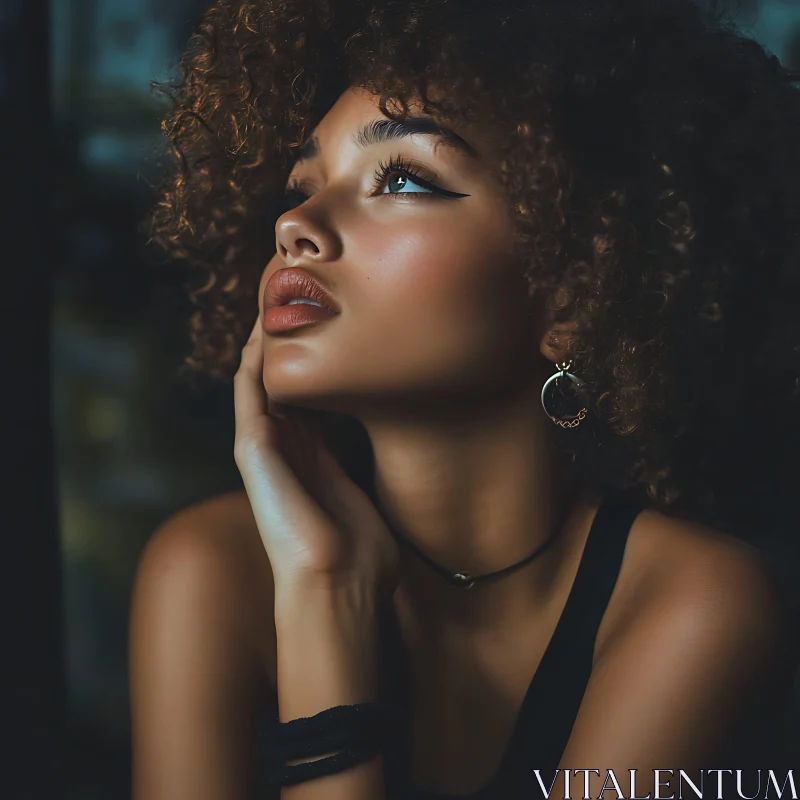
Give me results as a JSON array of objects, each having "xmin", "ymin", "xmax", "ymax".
[{"xmin": 452, "ymin": 572, "xmax": 475, "ymax": 589}]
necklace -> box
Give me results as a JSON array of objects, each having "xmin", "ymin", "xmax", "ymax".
[{"xmin": 387, "ymin": 497, "xmax": 573, "ymax": 590}]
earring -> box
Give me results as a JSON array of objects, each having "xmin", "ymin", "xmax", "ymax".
[{"xmin": 540, "ymin": 360, "xmax": 589, "ymax": 428}]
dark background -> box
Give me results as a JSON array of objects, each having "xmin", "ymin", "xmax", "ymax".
[{"xmin": 11, "ymin": 0, "xmax": 799, "ymax": 798}]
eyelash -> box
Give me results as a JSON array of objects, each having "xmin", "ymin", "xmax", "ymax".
[
  {"xmin": 283, "ymin": 153, "xmax": 451, "ymax": 209},
  {"xmin": 372, "ymin": 154, "xmax": 444, "ymax": 196}
]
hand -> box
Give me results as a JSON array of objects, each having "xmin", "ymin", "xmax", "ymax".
[{"xmin": 233, "ymin": 317, "xmax": 400, "ymax": 595}]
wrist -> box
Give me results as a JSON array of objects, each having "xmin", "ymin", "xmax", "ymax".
[
  {"xmin": 274, "ymin": 574, "xmax": 383, "ymax": 646},
  {"xmin": 274, "ymin": 579, "xmax": 382, "ymax": 717},
  {"xmin": 274, "ymin": 568, "xmax": 382, "ymax": 603}
]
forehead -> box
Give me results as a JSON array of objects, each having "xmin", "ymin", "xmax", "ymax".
[
  {"xmin": 297, "ymin": 86, "xmax": 503, "ymax": 166},
  {"xmin": 321, "ymin": 86, "xmax": 393, "ymax": 125}
]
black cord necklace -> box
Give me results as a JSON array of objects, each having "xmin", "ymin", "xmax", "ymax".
[{"xmin": 387, "ymin": 497, "xmax": 573, "ymax": 590}]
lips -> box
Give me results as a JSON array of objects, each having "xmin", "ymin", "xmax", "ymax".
[
  {"xmin": 264, "ymin": 268, "xmax": 340, "ymax": 314},
  {"xmin": 262, "ymin": 267, "xmax": 340, "ymax": 334}
]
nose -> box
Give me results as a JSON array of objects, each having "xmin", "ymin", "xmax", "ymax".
[{"xmin": 275, "ymin": 209, "xmax": 341, "ymax": 265}]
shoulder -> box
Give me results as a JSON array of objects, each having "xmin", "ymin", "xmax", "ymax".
[
  {"xmin": 129, "ymin": 492, "xmax": 277, "ymax": 797},
  {"xmin": 598, "ymin": 506, "xmax": 796, "ymax": 703},
  {"xmin": 131, "ymin": 489, "xmax": 277, "ymax": 687},
  {"xmin": 560, "ymin": 507, "xmax": 798, "ymax": 770},
  {"xmin": 628, "ymin": 508, "xmax": 788, "ymax": 630}
]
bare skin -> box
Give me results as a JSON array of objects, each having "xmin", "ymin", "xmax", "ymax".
[
  {"xmin": 258, "ymin": 86, "xmax": 578, "ymax": 626},
  {"xmin": 130, "ymin": 86, "xmax": 797, "ymax": 800},
  {"xmin": 130, "ymin": 488, "xmax": 795, "ymax": 798}
]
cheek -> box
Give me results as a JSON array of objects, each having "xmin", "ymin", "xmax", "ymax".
[{"xmin": 352, "ymin": 215, "xmax": 528, "ymax": 351}]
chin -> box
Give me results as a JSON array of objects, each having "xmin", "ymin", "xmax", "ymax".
[{"xmin": 261, "ymin": 367, "xmax": 357, "ymax": 415}]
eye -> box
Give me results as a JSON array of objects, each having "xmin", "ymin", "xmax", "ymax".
[
  {"xmin": 281, "ymin": 153, "xmax": 468, "ymax": 211},
  {"xmin": 371, "ymin": 154, "xmax": 442, "ymax": 197}
]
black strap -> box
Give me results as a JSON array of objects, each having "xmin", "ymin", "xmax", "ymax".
[
  {"xmin": 508, "ymin": 492, "xmax": 643, "ymax": 772},
  {"xmin": 379, "ymin": 492, "xmax": 644, "ymax": 797}
]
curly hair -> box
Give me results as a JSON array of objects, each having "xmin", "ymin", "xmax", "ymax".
[{"xmin": 146, "ymin": 0, "xmax": 800, "ymax": 538}]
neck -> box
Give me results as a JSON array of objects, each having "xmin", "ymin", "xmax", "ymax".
[{"xmin": 357, "ymin": 382, "xmax": 587, "ymax": 627}]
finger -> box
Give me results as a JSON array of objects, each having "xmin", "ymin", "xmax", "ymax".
[
  {"xmin": 233, "ymin": 320, "xmax": 307, "ymax": 475},
  {"xmin": 233, "ymin": 329, "xmax": 323, "ymax": 533},
  {"xmin": 233, "ymin": 316, "xmax": 269, "ymax": 439},
  {"xmin": 232, "ymin": 323, "xmax": 317, "ymax": 481},
  {"xmin": 232, "ymin": 319, "xmax": 343, "ymax": 571}
]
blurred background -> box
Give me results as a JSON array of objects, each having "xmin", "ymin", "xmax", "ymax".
[{"xmin": 51, "ymin": 1, "xmax": 800, "ymax": 798}]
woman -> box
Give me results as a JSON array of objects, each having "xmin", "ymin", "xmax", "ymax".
[{"xmin": 129, "ymin": 0, "xmax": 800, "ymax": 798}]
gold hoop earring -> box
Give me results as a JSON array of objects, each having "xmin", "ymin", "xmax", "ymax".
[{"xmin": 540, "ymin": 360, "xmax": 589, "ymax": 429}]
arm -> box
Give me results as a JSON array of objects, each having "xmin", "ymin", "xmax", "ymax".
[
  {"xmin": 553, "ymin": 541, "xmax": 795, "ymax": 798},
  {"xmin": 272, "ymin": 579, "xmax": 386, "ymax": 800},
  {"xmin": 229, "ymin": 318, "xmax": 397, "ymax": 799},
  {"xmin": 129, "ymin": 512, "xmax": 276, "ymax": 800}
]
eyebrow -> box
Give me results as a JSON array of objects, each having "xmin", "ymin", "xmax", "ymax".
[{"xmin": 292, "ymin": 116, "xmax": 479, "ymax": 165}]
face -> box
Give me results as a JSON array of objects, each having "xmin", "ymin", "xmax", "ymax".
[{"xmin": 258, "ymin": 86, "xmax": 546, "ymax": 417}]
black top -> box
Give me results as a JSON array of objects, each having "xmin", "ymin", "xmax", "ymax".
[
  {"xmin": 259, "ymin": 491, "xmax": 792, "ymax": 797},
  {"xmin": 379, "ymin": 492, "xmax": 644, "ymax": 800}
]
